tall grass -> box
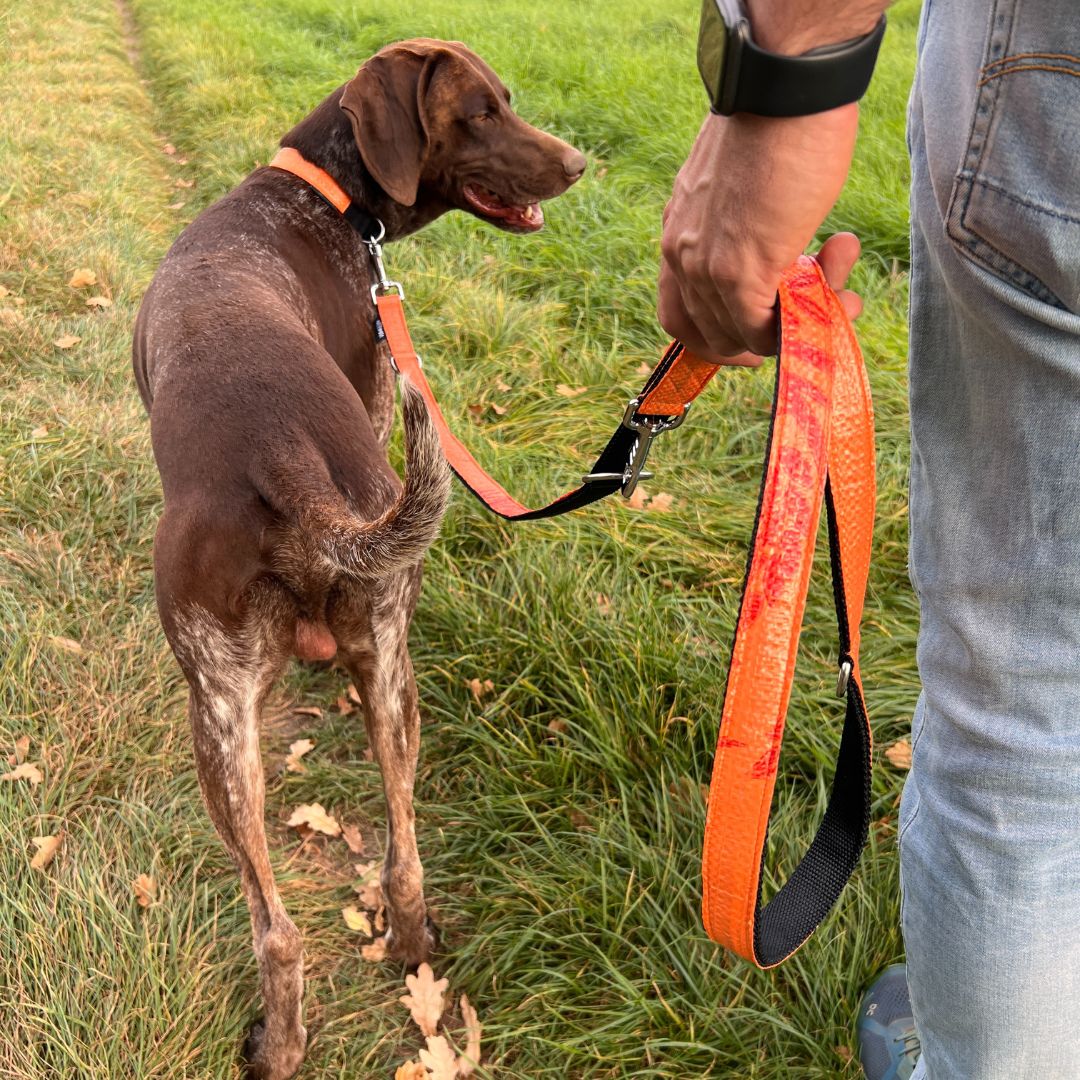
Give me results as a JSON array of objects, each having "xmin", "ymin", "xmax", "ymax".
[{"xmin": 0, "ymin": 0, "xmax": 920, "ymax": 1075}]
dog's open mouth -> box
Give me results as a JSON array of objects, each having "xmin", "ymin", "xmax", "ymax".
[{"xmin": 463, "ymin": 184, "xmax": 544, "ymax": 232}]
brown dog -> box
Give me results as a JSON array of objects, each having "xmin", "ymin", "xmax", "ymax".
[{"xmin": 133, "ymin": 38, "xmax": 585, "ymax": 1079}]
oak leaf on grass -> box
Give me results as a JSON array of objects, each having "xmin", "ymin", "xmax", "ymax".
[
  {"xmin": 400, "ymin": 962, "xmax": 449, "ymax": 1037},
  {"xmin": 67, "ymin": 268, "xmax": 97, "ymax": 288},
  {"xmin": 342, "ymin": 905, "xmax": 372, "ymax": 935},
  {"xmin": 30, "ymin": 833, "xmax": 63, "ymax": 871},
  {"xmin": 885, "ymin": 738, "xmax": 912, "ymax": 770},
  {"xmin": 2, "ymin": 762, "xmax": 43, "ymax": 786},
  {"xmin": 419, "ymin": 1035, "xmax": 457, "ymax": 1080},
  {"xmin": 457, "ymin": 994, "xmax": 482, "ymax": 1076},
  {"xmin": 394, "ymin": 1065, "xmax": 427, "ymax": 1080},
  {"xmin": 286, "ymin": 802, "xmax": 341, "ymax": 837},
  {"xmin": 341, "ymin": 822, "xmax": 365, "ymax": 854},
  {"xmin": 54, "ymin": 335, "xmax": 80, "ymax": 350},
  {"xmin": 284, "ymin": 738, "xmax": 314, "ymax": 773},
  {"xmin": 134, "ymin": 873, "xmax": 157, "ymax": 907},
  {"xmin": 361, "ymin": 936, "xmax": 387, "ymax": 962}
]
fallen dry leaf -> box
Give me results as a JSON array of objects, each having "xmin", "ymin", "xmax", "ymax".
[
  {"xmin": 31, "ymin": 426, "xmax": 49, "ymax": 439},
  {"xmin": 625, "ymin": 486, "xmax": 649, "ymax": 510},
  {"xmin": 30, "ymin": 833, "xmax": 63, "ymax": 871},
  {"xmin": 347, "ymin": 684, "xmax": 362, "ymax": 706},
  {"xmin": 547, "ymin": 719, "xmax": 568, "ymax": 735},
  {"xmin": 53, "ymin": 335, "xmax": 80, "ymax": 350},
  {"xmin": 2, "ymin": 762, "xmax": 43, "ymax": 786},
  {"xmin": 335, "ymin": 694, "xmax": 355, "ymax": 716},
  {"xmin": 555, "ymin": 383, "xmax": 587, "ymax": 398},
  {"xmin": 458, "ymin": 994, "xmax": 482, "ymax": 1076},
  {"xmin": 361, "ymin": 936, "xmax": 387, "ymax": 962},
  {"xmin": 13, "ymin": 735, "xmax": 30, "ymax": 764},
  {"xmin": 284, "ymin": 738, "xmax": 314, "ymax": 773},
  {"xmin": 647, "ymin": 492, "xmax": 675, "ymax": 512},
  {"xmin": 354, "ymin": 876, "xmax": 382, "ymax": 910},
  {"xmin": 595, "ymin": 593, "xmax": 612, "ymax": 616},
  {"xmin": 401, "ymin": 963, "xmax": 449, "ymax": 1037},
  {"xmin": 167, "ymin": 201, "xmax": 186, "ymax": 211},
  {"xmin": 467, "ymin": 678, "xmax": 494, "ymax": 703},
  {"xmin": 67, "ymin": 268, "xmax": 97, "ymax": 288},
  {"xmin": 394, "ymin": 1064, "xmax": 427, "ymax": 1080},
  {"xmin": 374, "ymin": 905, "xmax": 386, "ymax": 933},
  {"xmin": 292, "ymin": 706, "xmax": 322, "ymax": 718},
  {"xmin": 134, "ymin": 873, "xmax": 157, "ymax": 907},
  {"xmin": 342, "ymin": 905, "xmax": 372, "ymax": 935},
  {"xmin": 49, "ymin": 635, "xmax": 84, "ymax": 655},
  {"xmin": 490, "ymin": 403, "xmax": 507, "ymax": 416},
  {"xmin": 286, "ymin": 802, "xmax": 341, "ymax": 837},
  {"xmin": 85, "ymin": 295, "xmax": 113, "ymax": 309},
  {"xmin": 885, "ymin": 738, "xmax": 912, "ymax": 770},
  {"xmin": 175, "ymin": 178, "xmax": 194, "ymax": 189},
  {"xmin": 495, "ymin": 379, "xmax": 511, "ymax": 392},
  {"xmin": 162, "ymin": 143, "xmax": 176, "ymax": 155},
  {"xmin": 419, "ymin": 1035, "xmax": 457, "ymax": 1080},
  {"xmin": 636, "ymin": 361, "xmax": 653, "ymax": 375},
  {"xmin": 0, "ymin": 284, "xmax": 8, "ymax": 297},
  {"xmin": 341, "ymin": 822, "xmax": 365, "ymax": 855}
]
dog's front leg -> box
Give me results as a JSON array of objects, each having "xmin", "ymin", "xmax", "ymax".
[{"xmin": 187, "ymin": 671, "xmax": 308, "ymax": 1079}]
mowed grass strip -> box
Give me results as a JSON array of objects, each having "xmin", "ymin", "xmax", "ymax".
[{"xmin": 1, "ymin": 0, "xmax": 920, "ymax": 1076}]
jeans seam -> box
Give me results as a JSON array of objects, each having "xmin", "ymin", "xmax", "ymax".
[{"xmin": 971, "ymin": 174, "xmax": 1080, "ymax": 225}]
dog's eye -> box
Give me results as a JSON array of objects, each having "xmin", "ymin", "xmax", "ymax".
[{"xmin": 471, "ymin": 112, "xmax": 494, "ymax": 124}]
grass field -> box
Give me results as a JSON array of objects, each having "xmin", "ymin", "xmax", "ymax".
[{"xmin": 0, "ymin": 0, "xmax": 919, "ymax": 1076}]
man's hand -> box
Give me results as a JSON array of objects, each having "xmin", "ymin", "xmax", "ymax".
[{"xmin": 658, "ymin": 106, "xmax": 863, "ymax": 364}]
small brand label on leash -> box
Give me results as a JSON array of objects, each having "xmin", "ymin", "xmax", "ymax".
[{"xmin": 373, "ymin": 316, "xmax": 386, "ymax": 343}]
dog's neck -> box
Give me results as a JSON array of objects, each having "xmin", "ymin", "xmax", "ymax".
[{"xmin": 279, "ymin": 86, "xmax": 447, "ymax": 242}]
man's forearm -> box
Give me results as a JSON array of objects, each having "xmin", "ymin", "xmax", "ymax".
[{"xmin": 746, "ymin": 0, "xmax": 891, "ymax": 56}]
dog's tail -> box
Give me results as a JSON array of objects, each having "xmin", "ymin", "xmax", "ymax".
[{"xmin": 278, "ymin": 382, "xmax": 452, "ymax": 580}]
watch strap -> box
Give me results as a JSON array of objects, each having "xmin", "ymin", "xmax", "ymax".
[{"xmin": 718, "ymin": 15, "xmax": 886, "ymax": 117}]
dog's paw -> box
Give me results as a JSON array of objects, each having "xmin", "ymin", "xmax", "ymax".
[
  {"xmin": 242, "ymin": 1017, "xmax": 307, "ymax": 1080},
  {"xmin": 385, "ymin": 914, "xmax": 439, "ymax": 971}
]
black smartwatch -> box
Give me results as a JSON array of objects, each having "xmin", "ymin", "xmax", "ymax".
[{"xmin": 697, "ymin": 0, "xmax": 886, "ymax": 117}]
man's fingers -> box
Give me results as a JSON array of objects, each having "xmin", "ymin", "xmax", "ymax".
[
  {"xmin": 658, "ymin": 264, "xmax": 764, "ymax": 366},
  {"xmin": 837, "ymin": 288, "xmax": 863, "ymax": 321},
  {"xmin": 815, "ymin": 232, "xmax": 862, "ymax": 292}
]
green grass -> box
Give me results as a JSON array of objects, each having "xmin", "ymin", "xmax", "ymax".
[{"xmin": 0, "ymin": 0, "xmax": 920, "ymax": 1075}]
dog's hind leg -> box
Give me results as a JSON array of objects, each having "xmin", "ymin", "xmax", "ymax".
[
  {"xmin": 173, "ymin": 604, "xmax": 306, "ymax": 1080},
  {"xmin": 334, "ymin": 568, "xmax": 434, "ymax": 968}
]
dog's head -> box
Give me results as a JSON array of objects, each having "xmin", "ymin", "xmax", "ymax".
[{"xmin": 340, "ymin": 38, "xmax": 586, "ymax": 233}]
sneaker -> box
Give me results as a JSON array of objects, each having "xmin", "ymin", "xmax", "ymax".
[{"xmin": 856, "ymin": 963, "xmax": 920, "ymax": 1080}]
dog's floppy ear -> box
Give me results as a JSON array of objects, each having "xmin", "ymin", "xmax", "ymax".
[{"xmin": 340, "ymin": 42, "xmax": 451, "ymax": 208}]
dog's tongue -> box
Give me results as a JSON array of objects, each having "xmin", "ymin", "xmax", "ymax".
[{"xmin": 464, "ymin": 184, "xmax": 544, "ymax": 230}]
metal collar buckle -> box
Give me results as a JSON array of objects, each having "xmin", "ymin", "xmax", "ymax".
[{"xmin": 583, "ymin": 398, "xmax": 689, "ymax": 498}]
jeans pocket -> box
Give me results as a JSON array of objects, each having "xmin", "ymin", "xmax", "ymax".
[{"xmin": 944, "ymin": 0, "xmax": 1080, "ymax": 313}]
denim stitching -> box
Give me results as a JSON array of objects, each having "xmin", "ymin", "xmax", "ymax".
[
  {"xmin": 978, "ymin": 62, "xmax": 1080, "ymax": 87},
  {"xmin": 945, "ymin": 0, "xmax": 1071, "ymax": 310},
  {"xmin": 981, "ymin": 50, "xmax": 1080, "ymax": 71},
  {"xmin": 972, "ymin": 175, "xmax": 1080, "ymax": 227}
]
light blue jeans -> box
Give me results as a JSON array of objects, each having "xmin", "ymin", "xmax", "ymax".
[{"xmin": 903, "ymin": 0, "xmax": 1080, "ymax": 1077}]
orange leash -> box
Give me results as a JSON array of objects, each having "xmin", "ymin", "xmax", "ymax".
[
  {"xmin": 702, "ymin": 257, "xmax": 875, "ymax": 966},
  {"xmin": 269, "ymin": 149, "xmax": 876, "ymax": 965}
]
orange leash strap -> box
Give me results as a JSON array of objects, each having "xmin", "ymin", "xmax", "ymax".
[
  {"xmin": 702, "ymin": 256, "xmax": 875, "ymax": 966},
  {"xmin": 376, "ymin": 291, "xmax": 721, "ymax": 519}
]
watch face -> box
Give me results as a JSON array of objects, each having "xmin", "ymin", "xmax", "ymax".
[{"xmin": 697, "ymin": 0, "xmax": 729, "ymax": 109}]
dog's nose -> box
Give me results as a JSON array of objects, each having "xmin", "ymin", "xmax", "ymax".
[{"xmin": 563, "ymin": 149, "xmax": 587, "ymax": 182}]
